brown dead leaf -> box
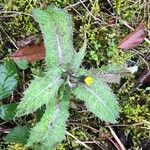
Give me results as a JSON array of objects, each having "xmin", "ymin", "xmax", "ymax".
[
  {"xmin": 16, "ymin": 36, "xmax": 37, "ymax": 48},
  {"xmin": 11, "ymin": 43, "xmax": 45, "ymax": 62},
  {"xmin": 138, "ymin": 69, "xmax": 150, "ymax": 84},
  {"xmin": 118, "ymin": 23, "xmax": 147, "ymax": 49}
]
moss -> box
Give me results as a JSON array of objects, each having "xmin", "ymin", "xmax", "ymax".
[
  {"xmin": 116, "ymin": 76, "xmax": 150, "ymax": 147},
  {"xmin": 113, "ymin": 0, "xmax": 149, "ymax": 24},
  {"xmin": 7, "ymin": 143, "xmax": 28, "ymax": 150}
]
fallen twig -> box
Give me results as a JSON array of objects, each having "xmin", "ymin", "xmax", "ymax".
[{"xmin": 108, "ymin": 126, "xmax": 126, "ymax": 150}]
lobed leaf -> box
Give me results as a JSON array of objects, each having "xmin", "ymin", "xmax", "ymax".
[
  {"xmin": 72, "ymin": 69, "xmax": 119, "ymax": 123},
  {"xmin": 0, "ymin": 61, "xmax": 18, "ymax": 100},
  {"xmin": 26, "ymin": 90, "xmax": 69, "ymax": 150},
  {"xmin": 96, "ymin": 63, "xmax": 129, "ymax": 74},
  {"xmin": 0, "ymin": 103, "xmax": 18, "ymax": 121},
  {"xmin": 15, "ymin": 68, "xmax": 63, "ymax": 117},
  {"xmin": 33, "ymin": 6, "xmax": 75, "ymax": 68},
  {"xmin": 70, "ymin": 36, "xmax": 87, "ymax": 72},
  {"xmin": 92, "ymin": 64, "xmax": 130, "ymax": 84},
  {"xmin": 97, "ymin": 73, "xmax": 121, "ymax": 84},
  {"xmin": 4, "ymin": 126, "xmax": 30, "ymax": 145}
]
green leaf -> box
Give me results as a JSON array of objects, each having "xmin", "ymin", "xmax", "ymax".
[
  {"xmin": 0, "ymin": 60, "xmax": 18, "ymax": 100},
  {"xmin": 0, "ymin": 103, "xmax": 17, "ymax": 121},
  {"xmin": 89, "ymin": 63, "xmax": 131, "ymax": 84},
  {"xmin": 96, "ymin": 63, "xmax": 129, "ymax": 74},
  {"xmin": 15, "ymin": 68, "xmax": 63, "ymax": 117},
  {"xmin": 4, "ymin": 126, "xmax": 30, "ymax": 145},
  {"xmin": 33, "ymin": 6, "xmax": 75, "ymax": 68},
  {"xmin": 26, "ymin": 90, "xmax": 69, "ymax": 150},
  {"xmin": 16, "ymin": 59, "xmax": 28, "ymax": 70},
  {"xmin": 96, "ymin": 73, "xmax": 121, "ymax": 84},
  {"xmin": 72, "ymin": 69, "xmax": 119, "ymax": 123},
  {"xmin": 71, "ymin": 36, "xmax": 87, "ymax": 72}
]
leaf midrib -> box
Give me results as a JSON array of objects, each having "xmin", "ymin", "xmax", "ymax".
[
  {"xmin": 84, "ymin": 85, "xmax": 116, "ymax": 120},
  {"xmin": 24, "ymin": 78, "xmax": 61, "ymax": 103}
]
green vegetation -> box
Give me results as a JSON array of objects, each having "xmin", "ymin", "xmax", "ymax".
[
  {"xmin": 15, "ymin": 6, "xmax": 119, "ymax": 149},
  {"xmin": 0, "ymin": 0, "xmax": 149, "ymax": 150}
]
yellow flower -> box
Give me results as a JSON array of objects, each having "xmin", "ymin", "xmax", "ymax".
[{"xmin": 84, "ymin": 76, "xmax": 94, "ymax": 86}]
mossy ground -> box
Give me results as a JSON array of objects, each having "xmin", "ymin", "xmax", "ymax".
[{"xmin": 0, "ymin": 0, "xmax": 149, "ymax": 149}]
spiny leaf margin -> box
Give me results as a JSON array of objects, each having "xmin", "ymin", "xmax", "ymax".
[
  {"xmin": 72, "ymin": 68, "xmax": 119, "ymax": 123},
  {"xmin": 70, "ymin": 35, "xmax": 87, "ymax": 72},
  {"xmin": 15, "ymin": 68, "xmax": 63, "ymax": 117},
  {"xmin": 33, "ymin": 6, "xmax": 75, "ymax": 68},
  {"xmin": 26, "ymin": 90, "xmax": 69, "ymax": 149}
]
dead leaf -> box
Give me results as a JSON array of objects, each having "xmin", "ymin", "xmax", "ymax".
[
  {"xmin": 16, "ymin": 36, "xmax": 37, "ymax": 48},
  {"xmin": 118, "ymin": 23, "xmax": 147, "ymax": 49},
  {"xmin": 11, "ymin": 43, "xmax": 45, "ymax": 63},
  {"xmin": 137, "ymin": 69, "xmax": 150, "ymax": 84}
]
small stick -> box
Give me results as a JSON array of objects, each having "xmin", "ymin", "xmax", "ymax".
[
  {"xmin": 104, "ymin": 134, "xmax": 121, "ymax": 150},
  {"xmin": 66, "ymin": 131, "xmax": 92, "ymax": 150},
  {"xmin": 108, "ymin": 126, "xmax": 126, "ymax": 150},
  {"xmin": 0, "ymin": 10, "xmax": 32, "ymax": 16},
  {"xmin": 0, "ymin": 26, "xmax": 18, "ymax": 49},
  {"xmin": 65, "ymin": 0, "xmax": 87, "ymax": 9}
]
